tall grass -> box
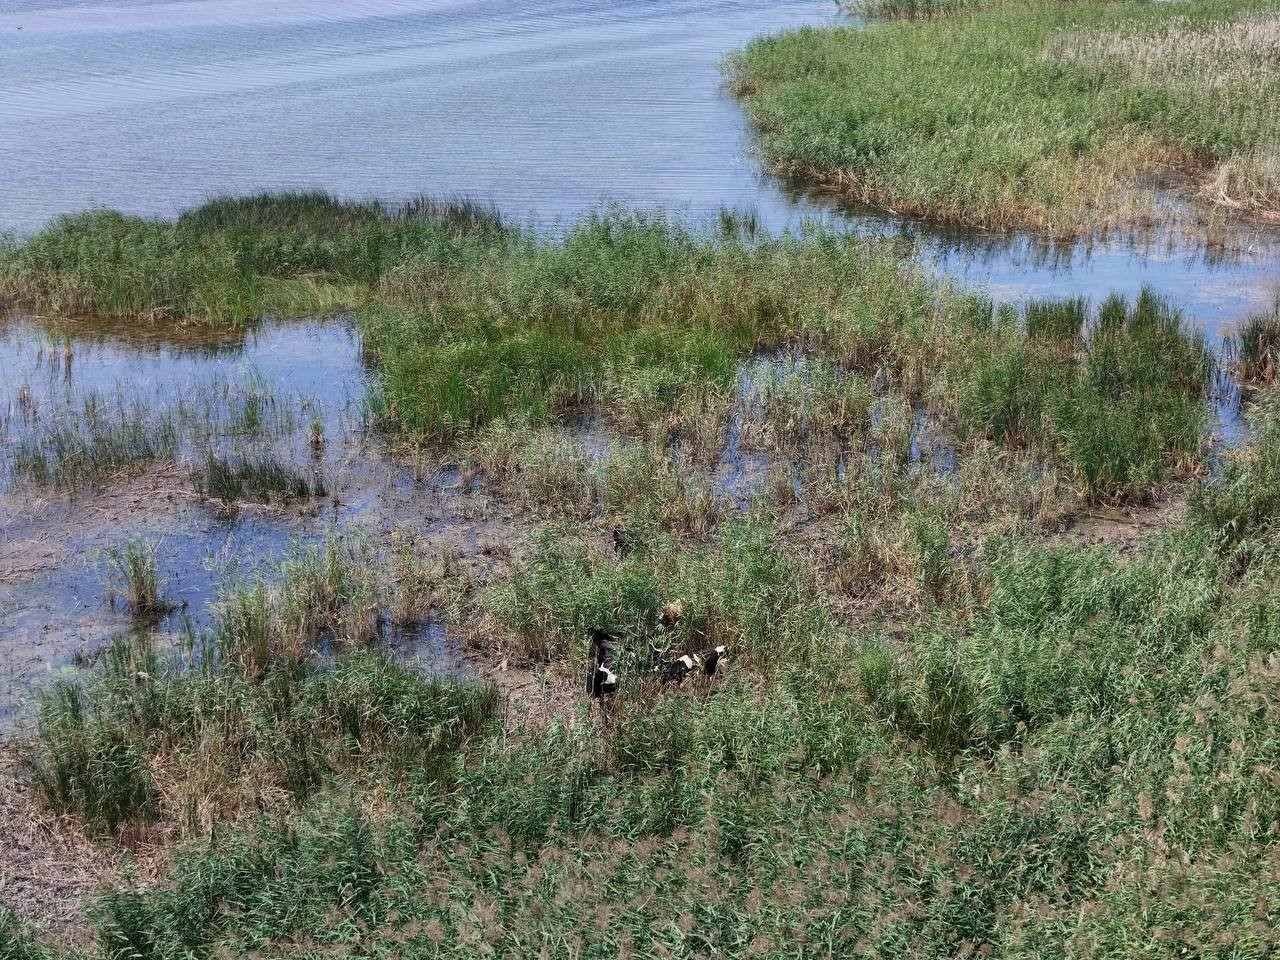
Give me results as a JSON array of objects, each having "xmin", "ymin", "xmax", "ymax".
[
  {"xmin": 101, "ymin": 537, "xmax": 168, "ymax": 617},
  {"xmin": 1190, "ymin": 392, "xmax": 1280, "ymax": 551},
  {"xmin": 487, "ymin": 516, "xmax": 826, "ymax": 665},
  {"xmin": 0, "ymin": 192, "xmax": 504, "ymax": 324},
  {"xmin": 363, "ymin": 212, "xmax": 942, "ymax": 440},
  {"xmin": 26, "ymin": 633, "xmax": 498, "ymax": 839},
  {"xmin": 211, "ymin": 532, "xmax": 392, "ymax": 672},
  {"xmin": 1233, "ymin": 295, "xmax": 1280, "ymax": 386},
  {"xmin": 959, "ymin": 289, "xmax": 1212, "ymax": 501},
  {"xmin": 13, "ymin": 388, "xmax": 1280, "ymax": 955},
  {"xmin": 729, "ymin": 0, "xmax": 1280, "ymax": 234},
  {"xmin": 64, "ymin": 474, "xmax": 1280, "ymax": 954},
  {"xmin": 845, "ymin": 0, "xmax": 986, "ymax": 20}
]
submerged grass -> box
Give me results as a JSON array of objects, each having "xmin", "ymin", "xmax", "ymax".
[
  {"xmin": 2, "ymin": 372, "xmax": 310, "ymax": 496},
  {"xmin": 7, "ymin": 390, "xmax": 179, "ymax": 491},
  {"xmin": 729, "ymin": 0, "xmax": 1280, "ymax": 234},
  {"xmin": 194, "ymin": 451, "xmax": 325, "ymax": 506}
]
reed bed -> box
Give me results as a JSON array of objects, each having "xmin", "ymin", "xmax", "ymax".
[
  {"xmin": 729, "ymin": 0, "xmax": 1280, "ymax": 234},
  {"xmin": 3, "ymin": 196, "xmax": 1267, "ymax": 959},
  {"xmin": 955, "ymin": 290, "xmax": 1213, "ymax": 501},
  {"xmin": 25, "ymin": 401, "xmax": 1280, "ymax": 957}
]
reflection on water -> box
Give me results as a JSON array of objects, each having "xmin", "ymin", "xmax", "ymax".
[
  {"xmin": 2, "ymin": 0, "xmax": 1277, "ymax": 325},
  {"xmin": 0, "ymin": 312, "xmax": 479, "ymax": 729}
]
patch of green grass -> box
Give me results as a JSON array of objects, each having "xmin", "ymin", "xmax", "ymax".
[
  {"xmin": 101, "ymin": 537, "xmax": 168, "ymax": 617},
  {"xmin": 0, "ymin": 192, "xmax": 505, "ymax": 324},
  {"xmin": 0, "ymin": 906, "xmax": 55, "ymax": 960},
  {"xmin": 1233, "ymin": 295, "xmax": 1280, "ymax": 386},
  {"xmin": 26, "ymin": 679, "xmax": 158, "ymax": 837},
  {"xmin": 729, "ymin": 0, "xmax": 1280, "ymax": 234},
  {"xmin": 194, "ymin": 452, "xmax": 324, "ymax": 506},
  {"xmin": 959, "ymin": 288, "xmax": 1212, "ymax": 501},
  {"xmin": 364, "ymin": 211, "xmax": 948, "ymax": 440},
  {"xmin": 487, "ymin": 515, "xmax": 826, "ymax": 666}
]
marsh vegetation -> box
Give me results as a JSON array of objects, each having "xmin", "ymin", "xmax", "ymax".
[
  {"xmin": 730, "ymin": 0, "xmax": 1280, "ymax": 235},
  {"xmin": 1, "ymin": 191, "xmax": 1277, "ymax": 957}
]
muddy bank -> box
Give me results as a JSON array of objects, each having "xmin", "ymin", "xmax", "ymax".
[{"xmin": 0, "ymin": 748, "xmax": 121, "ymax": 948}]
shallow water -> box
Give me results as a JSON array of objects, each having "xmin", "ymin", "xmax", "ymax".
[
  {"xmin": 0, "ymin": 313, "xmax": 485, "ymax": 728},
  {"xmin": 2, "ymin": 0, "xmax": 1278, "ymax": 327}
]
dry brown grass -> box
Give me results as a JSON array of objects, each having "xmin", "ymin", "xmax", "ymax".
[{"xmin": 1046, "ymin": 12, "xmax": 1280, "ymax": 217}]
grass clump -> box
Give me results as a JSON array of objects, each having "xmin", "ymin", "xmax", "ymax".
[
  {"xmin": 0, "ymin": 192, "xmax": 502, "ymax": 324},
  {"xmin": 959, "ymin": 289, "xmax": 1212, "ymax": 501},
  {"xmin": 101, "ymin": 537, "xmax": 169, "ymax": 617},
  {"xmin": 211, "ymin": 532, "xmax": 402, "ymax": 672},
  {"xmin": 729, "ymin": 0, "xmax": 1280, "ymax": 234},
  {"xmin": 1233, "ymin": 295, "xmax": 1280, "ymax": 386},
  {"xmin": 27, "ymin": 681, "xmax": 158, "ymax": 837},
  {"xmin": 194, "ymin": 451, "xmax": 324, "ymax": 506}
]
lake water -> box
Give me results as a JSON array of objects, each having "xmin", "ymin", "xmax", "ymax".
[{"xmin": 1, "ymin": 0, "xmax": 1278, "ymax": 333}]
